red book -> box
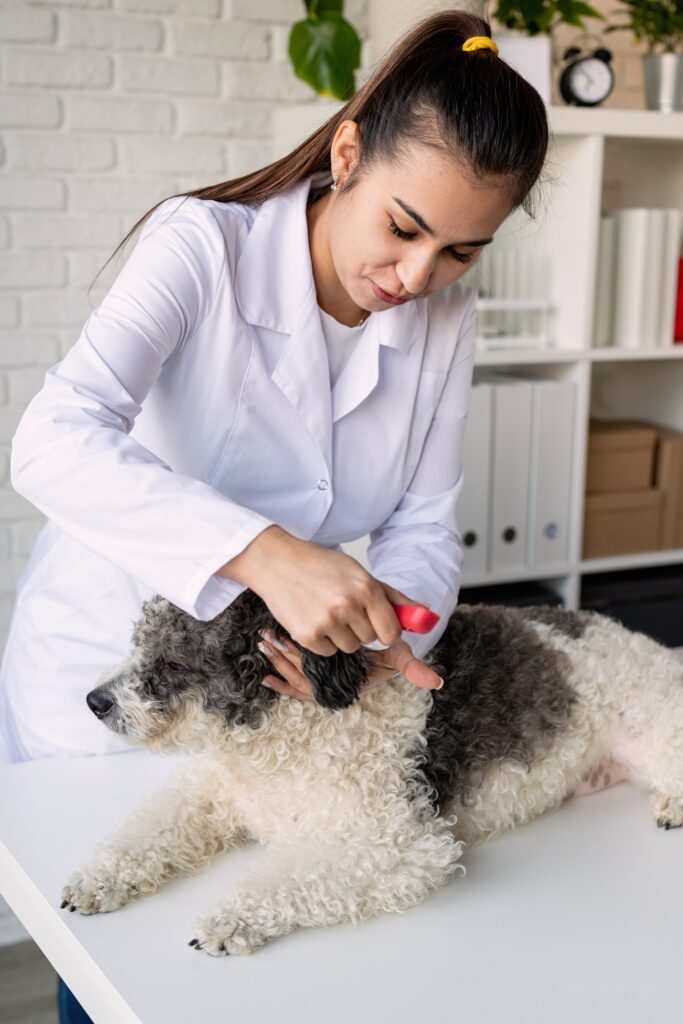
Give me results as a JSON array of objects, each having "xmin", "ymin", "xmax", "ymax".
[{"xmin": 675, "ymin": 258, "xmax": 683, "ymax": 342}]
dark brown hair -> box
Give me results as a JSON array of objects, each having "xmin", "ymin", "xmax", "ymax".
[{"xmin": 90, "ymin": 8, "xmax": 549, "ymax": 292}]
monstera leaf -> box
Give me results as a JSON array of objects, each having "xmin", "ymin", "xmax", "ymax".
[{"xmin": 289, "ymin": 0, "xmax": 362, "ymax": 100}]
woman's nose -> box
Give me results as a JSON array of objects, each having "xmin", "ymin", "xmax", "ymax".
[{"xmin": 397, "ymin": 257, "xmax": 435, "ymax": 296}]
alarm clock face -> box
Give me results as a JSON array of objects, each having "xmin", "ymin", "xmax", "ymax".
[{"xmin": 566, "ymin": 57, "xmax": 613, "ymax": 105}]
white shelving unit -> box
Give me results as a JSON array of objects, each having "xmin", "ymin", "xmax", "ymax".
[{"xmin": 342, "ymin": 106, "xmax": 683, "ymax": 611}]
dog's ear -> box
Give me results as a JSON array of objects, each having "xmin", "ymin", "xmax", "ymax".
[{"xmin": 299, "ymin": 647, "xmax": 369, "ymax": 710}]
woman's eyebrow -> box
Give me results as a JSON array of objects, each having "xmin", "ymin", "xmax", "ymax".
[{"xmin": 392, "ymin": 196, "xmax": 494, "ymax": 247}]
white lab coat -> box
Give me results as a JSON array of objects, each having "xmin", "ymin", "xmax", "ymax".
[{"xmin": 0, "ymin": 169, "xmax": 477, "ymax": 764}]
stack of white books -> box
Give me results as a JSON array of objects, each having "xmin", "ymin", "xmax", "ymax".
[
  {"xmin": 458, "ymin": 374, "xmax": 576, "ymax": 577},
  {"xmin": 593, "ymin": 207, "xmax": 682, "ymax": 349}
]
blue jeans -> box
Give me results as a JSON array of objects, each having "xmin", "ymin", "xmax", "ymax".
[{"xmin": 57, "ymin": 977, "xmax": 94, "ymax": 1024}]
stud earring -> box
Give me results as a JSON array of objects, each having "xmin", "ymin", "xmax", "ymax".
[{"xmin": 330, "ymin": 175, "xmax": 339, "ymax": 191}]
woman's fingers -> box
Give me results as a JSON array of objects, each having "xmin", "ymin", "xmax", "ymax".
[
  {"xmin": 257, "ymin": 632, "xmax": 315, "ymax": 701},
  {"xmin": 256, "ymin": 630, "xmax": 443, "ymax": 703}
]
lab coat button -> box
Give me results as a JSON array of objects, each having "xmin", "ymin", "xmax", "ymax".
[{"xmin": 316, "ymin": 479, "xmax": 329, "ymax": 490}]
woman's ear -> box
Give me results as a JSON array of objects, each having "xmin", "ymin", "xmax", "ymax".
[{"xmin": 299, "ymin": 646, "xmax": 369, "ymax": 710}]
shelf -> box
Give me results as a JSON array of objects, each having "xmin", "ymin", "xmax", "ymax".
[
  {"xmin": 589, "ymin": 346, "xmax": 683, "ymax": 361},
  {"xmin": 548, "ymin": 105, "xmax": 683, "ymax": 141},
  {"xmin": 474, "ymin": 347, "xmax": 581, "ymax": 366},
  {"xmin": 461, "ymin": 550, "xmax": 683, "ymax": 588},
  {"xmin": 461, "ymin": 565, "xmax": 571, "ymax": 588},
  {"xmin": 579, "ymin": 549, "xmax": 683, "ymax": 574},
  {"xmin": 473, "ymin": 346, "xmax": 683, "ymax": 366}
]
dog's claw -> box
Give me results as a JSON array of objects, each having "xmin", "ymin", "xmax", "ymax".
[
  {"xmin": 60, "ymin": 899, "xmax": 68, "ymax": 909},
  {"xmin": 188, "ymin": 938, "xmax": 199, "ymax": 946},
  {"xmin": 69, "ymin": 905, "xmax": 76, "ymax": 912}
]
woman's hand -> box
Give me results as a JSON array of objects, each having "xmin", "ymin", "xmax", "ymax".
[
  {"xmin": 221, "ymin": 526, "xmax": 429, "ymax": 657},
  {"xmin": 256, "ymin": 628, "xmax": 444, "ymax": 703}
]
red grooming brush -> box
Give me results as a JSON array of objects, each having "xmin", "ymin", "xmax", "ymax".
[{"xmin": 391, "ymin": 604, "xmax": 440, "ymax": 633}]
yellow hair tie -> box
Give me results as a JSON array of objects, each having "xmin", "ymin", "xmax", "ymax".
[{"xmin": 462, "ymin": 36, "xmax": 499, "ymax": 56}]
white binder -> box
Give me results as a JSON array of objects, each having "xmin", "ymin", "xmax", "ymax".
[
  {"xmin": 527, "ymin": 379, "xmax": 575, "ymax": 568},
  {"xmin": 487, "ymin": 375, "xmax": 534, "ymax": 572},
  {"xmin": 643, "ymin": 209, "xmax": 667, "ymax": 346},
  {"xmin": 458, "ymin": 383, "xmax": 492, "ymax": 576},
  {"xmin": 659, "ymin": 209, "xmax": 683, "ymax": 347},
  {"xmin": 612, "ymin": 209, "xmax": 653, "ymax": 349},
  {"xmin": 593, "ymin": 215, "xmax": 616, "ymax": 347}
]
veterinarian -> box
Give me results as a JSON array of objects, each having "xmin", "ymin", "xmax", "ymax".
[{"xmin": 2, "ymin": 8, "xmax": 548, "ymax": 1020}]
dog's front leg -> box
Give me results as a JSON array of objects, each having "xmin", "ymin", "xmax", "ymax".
[
  {"xmin": 190, "ymin": 823, "xmax": 464, "ymax": 956},
  {"xmin": 61, "ymin": 759, "xmax": 249, "ymax": 915}
]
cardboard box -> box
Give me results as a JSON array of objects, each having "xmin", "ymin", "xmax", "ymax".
[
  {"xmin": 586, "ymin": 419, "xmax": 658, "ymax": 494},
  {"xmin": 653, "ymin": 427, "xmax": 683, "ymax": 549},
  {"xmin": 582, "ymin": 488, "xmax": 664, "ymax": 558}
]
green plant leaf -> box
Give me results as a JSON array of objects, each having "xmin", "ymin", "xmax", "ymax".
[
  {"xmin": 305, "ymin": 0, "xmax": 344, "ymax": 15},
  {"xmin": 567, "ymin": 1, "xmax": 607, "ymax": 21},
  {"xmin": 289, "ymin": 12, "xmax": 361, "ymax": 100},
  {"xmin": 494, "ymin": 0, "xmax": 614, "ymax": 34}
]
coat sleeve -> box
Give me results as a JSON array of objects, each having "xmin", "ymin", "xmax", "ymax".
[
  {"xmin": 10, "ymin": 198, "xmax": 275, "ymax": 621},
  {"xmin": 366, "ymin": 288, "xmax": 477, "ymax": 661}
]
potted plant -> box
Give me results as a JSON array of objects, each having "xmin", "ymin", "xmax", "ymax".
[
  {"xmin": 605, "ymin": 0, "xmax": 683, "ymax": 111},
  {"xmin": 289, "ymin": 0, "xmax": 362, "ymax": 101},
  {"xmin": 491, "ymin": 0, "xmax": 607, "ymax": 103}
]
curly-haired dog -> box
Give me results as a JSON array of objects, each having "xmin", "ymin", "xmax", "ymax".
[{"xmin": 61, "ymin": 592, "xmax": 683, "ymax": 955}]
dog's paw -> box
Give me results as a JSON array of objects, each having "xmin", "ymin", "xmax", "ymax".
[
  {"xmin": 60, "ymin": 870, "xmax": 139, "ymax": 915},
  {"xmin": 651, "ymin": 793, "xmax": 683, "ymax": 830},
  {"xmin": 189, "ymin": 909, "xmax": 268, "ymax": 956}
]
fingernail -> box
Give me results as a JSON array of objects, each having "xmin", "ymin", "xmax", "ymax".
[
  {"xmin": 257, "ymin": 641, "xmax": 270, "ymax": 656},
  {"xmin": 261, "ymin": 630, "xmax": 289, "ymax": 652},
  {"xmin": 261, "ymin": 679, "xmax": 273, "ymax": 688},
  {"xmin": 435, "ymin": 677, "xmax": 444, "ymax": 690}
]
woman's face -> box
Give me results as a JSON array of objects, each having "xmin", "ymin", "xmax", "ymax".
[{"xmin": 309, "ymin": 130, "xmax": 515, "ymax": 323}]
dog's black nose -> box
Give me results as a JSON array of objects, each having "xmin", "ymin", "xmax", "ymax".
[{"xmin": 86, "ymin": 690, "xmax": 114, "ymax": 718}]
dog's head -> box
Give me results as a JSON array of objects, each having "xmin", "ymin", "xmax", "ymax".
[{"xmin": 85, "ymin": 591, "xmax": 371, "ymax": 752}]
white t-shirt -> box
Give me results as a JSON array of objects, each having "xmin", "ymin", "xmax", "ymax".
[{"xmin": 318, "ymin": 306, "xmax": 369, "ymax": 389}]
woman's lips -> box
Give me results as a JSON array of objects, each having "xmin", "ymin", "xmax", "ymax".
[{"xmin": 372, "ymin": 282, "xmax": 407, "ymax": 305}]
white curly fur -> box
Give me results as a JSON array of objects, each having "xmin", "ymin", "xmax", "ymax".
[{"xmin": 61, "ymin": 612, "xmax": 683, "ymax": 955}]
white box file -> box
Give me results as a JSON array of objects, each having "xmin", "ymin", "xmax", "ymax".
[
  {"xmin": 458, "ymin": 382, "xmax": 493, "ymax": 575},
  {"xmin": 527, "ymin": 379, "xmax": 576, "ymax": 568},
  {"xmin": 487, "ymin": 376, "xmax": 534, "ymax": 572}
]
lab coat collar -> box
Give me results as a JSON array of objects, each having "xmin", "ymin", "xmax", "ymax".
[
  {"xmin": 234, "ymin": 172, "xmax": 426, "ymax": 472},
  {"xmin": 233, "ymin": 171, "xmax": 424, "ymax": 353}
]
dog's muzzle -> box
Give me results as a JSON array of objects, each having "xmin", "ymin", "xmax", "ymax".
[{"xmin": 86, "ymin": 688, "xmax": 115, "ymax": 719}]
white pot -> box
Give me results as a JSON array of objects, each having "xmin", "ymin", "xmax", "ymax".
[
  {"xmin": 368, "ymin": 0, "xmax": 487, "ymax": 66},
  {"xmin": 495, "ymin": 33, "xmax": 552, "ymax": 106},
  {"xmin": 643, "ymin": 52, "xmax": 683, "ymax": 113}
]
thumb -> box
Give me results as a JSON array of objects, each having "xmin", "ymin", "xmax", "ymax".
[
  {"xmin": 380, "ymin": 583, "xmax": 431, "ymax": 609},
  {"xmin": 384, "ymin": 638, "xmax": 443, "ymax": 690}
]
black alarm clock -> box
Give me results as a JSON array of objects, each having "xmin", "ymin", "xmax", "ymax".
[{"xmin": 559, "ymin": 34, "xmax": 615, "ymax": 107}]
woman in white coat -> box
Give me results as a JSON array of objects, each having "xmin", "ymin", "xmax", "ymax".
[{"xmin": 3, "ymin": 17, "xmax": 549, "ymax": 770}]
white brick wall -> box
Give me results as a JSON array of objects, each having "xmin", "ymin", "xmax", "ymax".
[
  {"xmin": 0, "ymin": 0, "xmax": 369, "ymax": 651},
  {"xmin": 0, "ymin": 0, "xmax": 369, "ymax": 945}
]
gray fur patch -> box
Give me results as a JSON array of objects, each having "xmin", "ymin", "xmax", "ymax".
[
  {"xmin": 416, "ymin": 603, "xmax": 579, "ymax": 811},
  {"xmin": 516, "ymin": 604, "xmax": 590, "ymax": 640}
]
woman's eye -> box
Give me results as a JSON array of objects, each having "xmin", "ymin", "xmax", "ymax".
[
  {"xmin": 388, "ymin": 218, "xmax": 415, "ymax": 242},
  {"xmin": 388, "ymin": 219, "xmax": 476, "ymax": 265}
]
